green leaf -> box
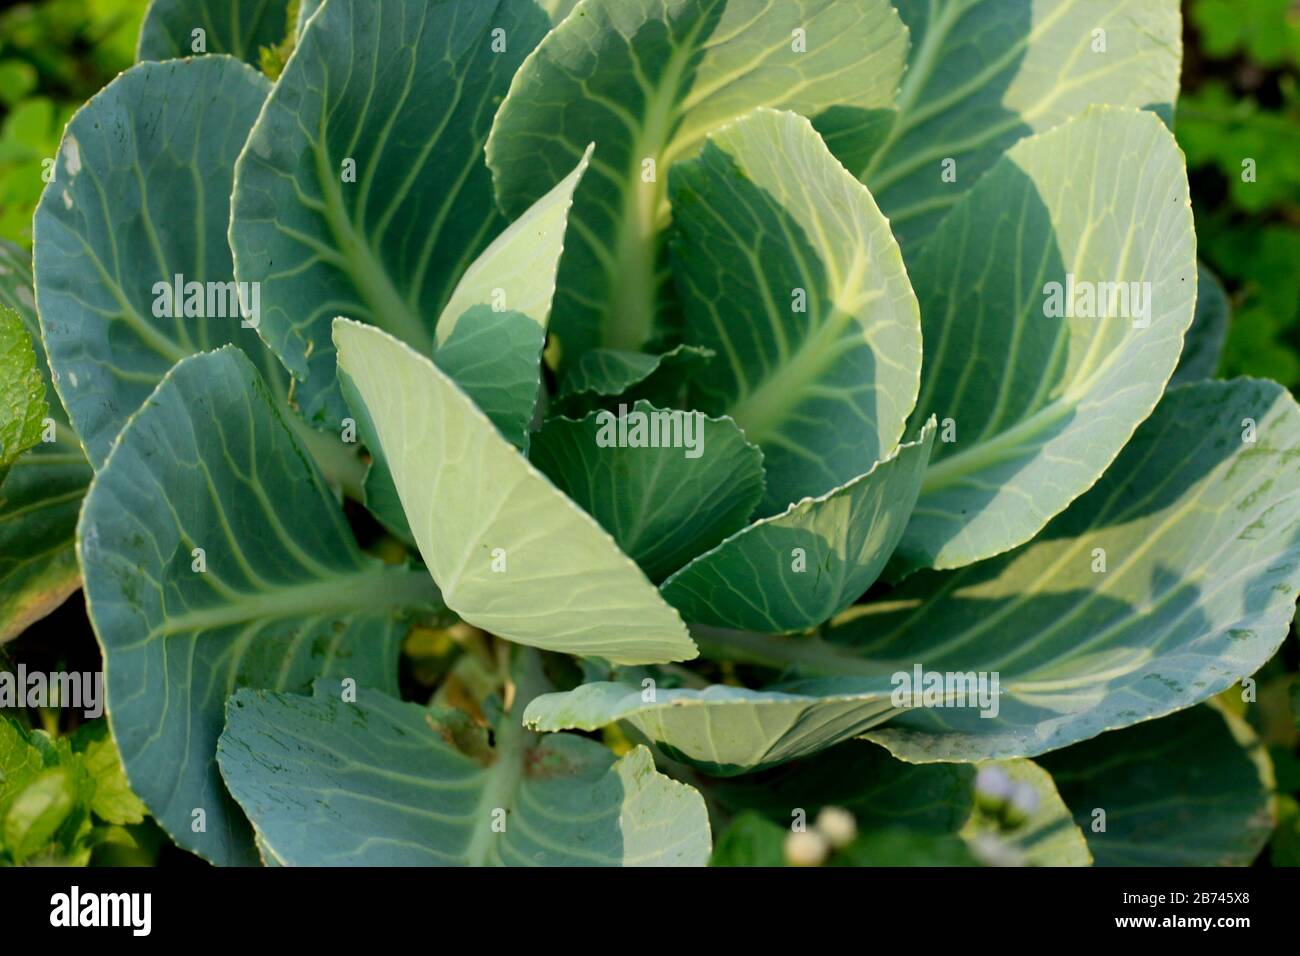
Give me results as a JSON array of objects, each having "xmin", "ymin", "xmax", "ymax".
[
  {"xmin": 837, "ymin": 378, "xmax": 1300, "ymax": 763},
  {"xmin": 334, "ymin": 319, "xmax": 696, "ymax": 665},
  {"xmin": 229, "ymin": 0, "xmax": 550, "ymax": 426},
  {"xmin": 72, "ymin": 723, "xmax": 148, "ymax": 827},
  {"xmin": 896, "ymin": 108, "xmax": 1196, "ymax": 572},
  {"xmin": 831, "ymin": 829, "xmax": 979, "ymax": 866},
  {"xmin": 523, "ymin": 679, "xmax": 896, "ymax": 774},
  {"xmin": 3, "ymin": 766, "xmax": 84, "ymax": 863},
  {"xmin": 530, "ymin": 400, "xmax": 765, "ymax": 582},
  {"xmin": 0, "ymin": 717, "xmax": 143, "ymax": 865},
  {"xmin": 709, "ymin": 812, "xmax": 787, "ymax": 866},
  {"xmin": 487, "ymin": 0, "xmax": 908, "ymax": 359},
  {"xmin": 0, "ymin": 306, "xmax": 46, "ymax": 472},
  {"xmin": 0, "ymin": 241, "xmax": 91, "ymax": 644},
  {"xmin": 1039, "ymin": 705, "xmax": 1275, "ymax": 866},
  {"xmin": 1171, "ymin": 263, "xmax": 1231, "ymax": 386},
  {"xmin": 137, "ymin": 0, "xmax": 293, "ymax": 65},
  {"xmin": 79, "ymin": 347, "xmax": 443, "ymax": 866},
  {"xmin": 0, "ymin": 240, "xmax": 60, "ymax": 420},
  {"xmin": 432, "ymin": 146, "xmax": 592, "ymax": 450},
  {"xmin": 0, "ymin": 716, "xmax": 43, "ymax": 814},
  {"xmin": 670, "ymin": 108, "xmax": 923, "ymax": 512},
  {"xmin": 218, "ymin": 656, "xmax": 712, "ymax": 865},
  {"xmin": 0, "ymin": 443, "xmax": 93, "ymax": 643},
  {"xmin": 660, "ymin": 418, "xmax": 935, "ymax": 632},
  {"xmin": 848, "ymin": 0, "xmax": 1182, "ymax": 251},
  {"xmin": 33, "ymin": 56, "xmax": 274, "ymax": 468},
  {"xmin": 555, "ymin": 343, "xmax": 715, "ymax": 414}
]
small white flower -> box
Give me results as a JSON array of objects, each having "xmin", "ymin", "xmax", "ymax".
[
  {"xmin": 783, "ymin": 829, "xmax": 829, "ymax": 867},
  {"xmin": 974, "ymin": 766, "xmax": 1012, "ymax": 802},
  {"xmin": 815, "ymin": 806, "xmax": 857, "ymax": 849},
  {"xmin": 1009, "ymin": 782, "xmax": 1040, "ymax": 817}
]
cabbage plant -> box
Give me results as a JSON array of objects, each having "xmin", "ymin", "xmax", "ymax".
[{"xmin": 2, "ymin": 0, "xmax": 1295, "ymax": 867}]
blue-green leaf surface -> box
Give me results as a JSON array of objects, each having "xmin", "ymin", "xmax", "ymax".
[
  {"xmin": 229, "ymin": 0, "xmax": 550, "ymax": 426},
  {"xmin": 848, "ymin": 0, "xmax": 1182, "ymax": 251},
  {"xmin": 671, "ymin": 108, "xmax": 922, "ymax": 512},
  {"xmin": 80, "ymin": 347, "xmax": 443, "ymax": 865},
  {"xmin": 33, "ymin": 56, "xmax": 274, "ymax": 468},
  {"xmin": 487, "ymin": 0, "xmax": 909, "ymax": 360},
  {"xmin": 896, "ymin": 107, "xmax": 1196, "ymax": 571},
  {"xmin": 219, "ymin": 660, "xmax": 712, "ymax": 866},
  {"xmin": 660, "ymin": 419, "xmax": 935, "ymax": 632}
]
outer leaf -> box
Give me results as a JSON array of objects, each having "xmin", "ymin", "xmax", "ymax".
[
  {"xmin": 334, "ymin": 319, "xmax": 696, "ymax": 665},
  {"xmin": 896, "ymin": 108, "xmax": 1196, "ymax": 571},
  {"xmin": 671, "ymin": 109, "xmax": 923, "ymax": 512},
  {"xmin": 0, "ymin": 241, "xmax": 91, "ymax": 644},
  {"xmin": 229, "ymin": 0, "xmax": 550, "ymax": 426},
  {"xmin": 219, "ymin": 663, "xmax": 711, "ymax": 865},
  {"xmin": 660, "ymin": 419, "xmax": 935, "ymax": 632},
  {"xmin": 33, "ymin": 56, "xmax": 274, "ymax": 468},
  {"xmin": 1039, "ymin": 705, "xmax": 1275, "ymax": 866},
  {"xmin": 529, "ymin": 400, "xmax": 765, "ymax": 582},
  {"xmin": 80, "ymin": 348, "xmax": 443, "ymax": 865},
  {"xmin": 0, "ymin": 306, "xmax": 46, "ymax": 471},
  {"xmin": 433, "ymin": 147, "xmax": 592, "ymax": 450},
  {"xmin": 841, "ymin": 378, "xmax": 1300, "ymax": 762},
  {"xmin": 487, "ymin": 0, "xmax": 908, "ymax": 358},
  {"xmin": 1171, "ymin": 263, "xmax": 1231, "ymax": 386},
  {"xmin": 138, "ymin": 0, "xmax": 293, "ymax": 64},
  {"xmin": 523, "ymin": 680, "xmax": 896, "ymax": 774},
  {"xmin": 847, "ymin": 0, "xmax": 1182, "ymax": 250}
]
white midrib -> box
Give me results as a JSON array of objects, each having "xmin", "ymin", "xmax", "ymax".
[
  {"xmin": 462, "ymin": 707, "xmax": 529, "ymax": 867},
  {"xmin": 857, "ymin": 0, "xmax": 964, "ymax": 183},
  {"xmin": 727, "ymin": 288, "xmax": 877, "ymax": 444},
  {"xmin": 462, "ymin": 652, "xmax": 546, "ymax": 866},
  {"xmin": 154, "ymin": 563, "xmax": 437, "ymax": 637},
  {"xmin": 314, "ymin": 130, "xmax": 434, "ymax": 354},
  {"xmin": 919, "ymin": 395, "xmax": 1074, "ymax": 494},
  {"xmin": 605, "ymin": 20, "xmax": 710, "ymax": 351}
]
